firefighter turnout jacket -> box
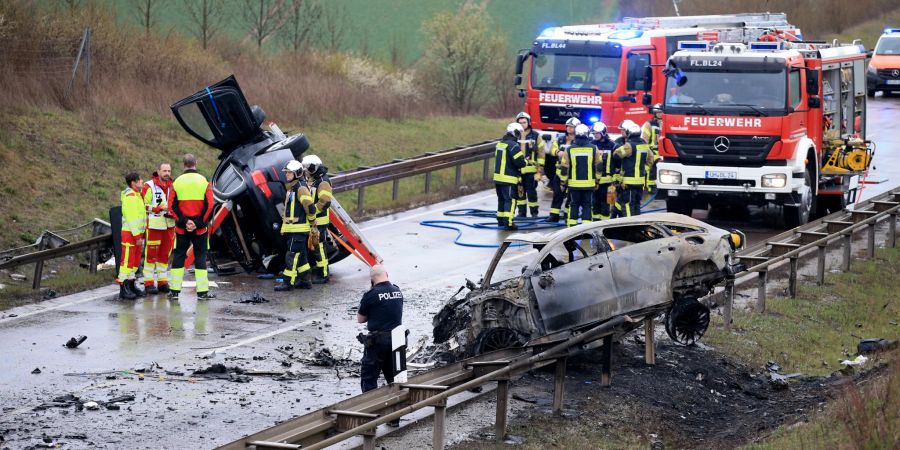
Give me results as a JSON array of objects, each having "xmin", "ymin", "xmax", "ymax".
[
  {"xmin": 493, "ymin": 135, "xmax": 526, "ymax": 184},
  {"xmin": 282, "ymin": 177, "xmax": 315, "ymax": 234},
  {"xmin": 519, "ymin": 129, "xmax": 544, "ymax": 175},
  {"xmin": 311, "ymin": 173, "xmax": 332, "ymax": 227},
  {"xmin": 612, "ymin": 137, "xmax": 651, "ymax": 186},
  {"xmin": 559, "ymin": 137, "xmax": 603, "ymax": 188}
]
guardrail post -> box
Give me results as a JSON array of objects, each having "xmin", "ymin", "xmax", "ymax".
[
  {"xmin": 890, "ymin": 212, "xmax": 897, "ymax": 248},
  {"xmin": 644, "ymin": 318, "xmax": 656, "ymax": 365},
  {"xmin": 788, "ymin": 256, "xmax": 798, "ymax": 298},
  {"xmin": 424, "ymin": 172, "xmax": 432, "ymax": 194},
  {"xmin": 756, "ymin": 270, "xmax": 767, "ymax": 313},
  {"xmin": 362, "ymin": 433, "xmax": 376, "ymax": 450},
  {"xmin": 433, "ymin": 400, "xmax": 447, "ymax": 450},
  {"xmin": 601, "ymin": 335, "xmax": 613, "ymax": 386},
  {"xmin": 32, "ymin": 236, "xmax": 47, "ymax": 290},
  {"xmin": 842, "ymin": 232, "xmax": 852, "ymax": 271},
  {"xmin": 723, "ymin": 280, "xmax": 734, "ymax": 332},
  {"xmin": 89, "ymin": 222, "xmax": 103, "ymax": 274},
  {"xmin": 455, "ymin": 164, "xmax": 462, "ymax": 187},
  {"xmin": 357, "ymin": 187, "xmax": 365, "ymax": 214},
  {"xmin": 483, "ymin": 158, "xmax": 490, "ymax": 180},
  {"xmin": 817, "ymin": 244, "xmax": 827, "ymax": 285},
  {"xmin": 495, "ymin": 379, "xmax": 509, "ymax": 442},
  {"xmin": 392, "ymin": 179, "xmax": 400, "ymax": 201},
  {"xmin": 553, "ymin": 357, "xmax": 567, "ymax": 414},
  {"xmin": 867, "ymin": 222, "xmax": 876, "ymax": 259}
]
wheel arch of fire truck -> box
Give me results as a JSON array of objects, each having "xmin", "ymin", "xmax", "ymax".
[{"xmin": 654, "ymin": 35, "xmax": 875, "ymax": 228}]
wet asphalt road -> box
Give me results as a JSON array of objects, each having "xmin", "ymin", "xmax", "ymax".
[{"xmin": 1, "ymin": 96, "xmax": 898, "ymax": 449}]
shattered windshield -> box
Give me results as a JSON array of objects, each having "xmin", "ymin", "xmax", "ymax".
[
  {"xmin": 665, "ymin": 70, "xmax": 787, "ymax": 114},
  {"xmin": 531, "ymin": 53, "xmax": 621, "ymax": 93}
]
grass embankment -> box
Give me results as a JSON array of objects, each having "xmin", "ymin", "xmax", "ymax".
[{"xmin": 828, "ymin": 7, "xmax": 900, "ymax": 49}]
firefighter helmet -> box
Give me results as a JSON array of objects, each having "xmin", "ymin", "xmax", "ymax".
[
  {"xmin": 301, "ymin": 154, "xmax": 323, "ymax": 174},
  {"xmin": 506, "ymin": 122, "xmax": 524, "ymax": 137},
  {"xmin": 650, "ymin": 103, "xmax": 663, "ymax": 114},
  {"xmin": 574, "ymin": 124, "xmax": 590, "ymax": 137},
  {"xmin": 283, "ymin": 159, "xmax": 303, "ymax": 175},
  {"xmin": 620, "ymin": 120, "xmax": 641, "ymax": 137},
  {"xmin": 515, "ymin": 112, "xmax": 531, "ymax": 124},
  {"xmin": 565, "ymin": 117, "xmax": 582, "ymax": 128},
  {"xmin": 591, "ymin": 122, "xmax": 608, "ymax": 136}
]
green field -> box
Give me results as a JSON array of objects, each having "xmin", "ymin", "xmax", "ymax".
[{"xmin": 100, "ymin": 0, "xmax": 618, "ymax": 64}]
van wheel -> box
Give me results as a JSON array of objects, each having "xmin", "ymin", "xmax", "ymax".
[{"xmin": 783, "ymin": 172, "xmax": 812, "ymax": 229}]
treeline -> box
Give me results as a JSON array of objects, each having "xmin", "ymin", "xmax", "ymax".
[{"xmin": 619, "ymin": 0, "xmax": 898, "ymax": 38}]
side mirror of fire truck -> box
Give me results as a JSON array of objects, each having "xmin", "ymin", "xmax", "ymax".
[
  {"xmin": 808, "ymin": 96, "xmax": 821, "ymax": 109},
  {"xmin": 643, "ymin": 66, "xmax": 653, "ymax": 92},
  {"xmin": 642, "ymin": 93, "xmax": 653, "ymax": 106},
  {"xmin": 805, "ymin": 69, "xmax": 819, "ymax": 96}
]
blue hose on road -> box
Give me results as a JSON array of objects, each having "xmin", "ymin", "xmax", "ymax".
[{"xmin": 420, "ymin": 190, "xmax": 666, "ymax": 248}]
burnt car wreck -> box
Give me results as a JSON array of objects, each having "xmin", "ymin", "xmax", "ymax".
[
  {"xmin": 170, "ymin": 76, "xmax": 378, "ymax": 273},
  {"xmin": 433, "ymin": 213, "xmax": 745, "ymax": 356}
]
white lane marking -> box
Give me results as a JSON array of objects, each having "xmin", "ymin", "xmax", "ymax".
[
  {"xmin": 0, "ymin": 286, "xmax": 118, "ymax": 325},
  {"xmin": 199, "ymin": 316, "xmax": 323, "ymax": 356},
  {"xmin": 360, "ymin": 193, "xmax": 494, "ymax": 232}
]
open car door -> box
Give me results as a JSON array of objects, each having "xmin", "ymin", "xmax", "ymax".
[{"xmin": 170, "ymin": 75, "xmax": 263, "ymax": 153}]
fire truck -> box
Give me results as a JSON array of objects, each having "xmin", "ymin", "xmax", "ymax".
[
  {"xmin": 655, "ymin": 38, "xmax": 874, "ymax": 227},
  {"xmin": 513, "ymin": 13, "xmax": 800, "ymax": 133}
]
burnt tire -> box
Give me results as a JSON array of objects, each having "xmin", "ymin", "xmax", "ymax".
[
  {"xmin": 665, "ymin": 298, "xmax": 711, "ymax": 346},
  {"xmin": 472, "ymin": 327, "xmax": 527, "ymax": 355}
]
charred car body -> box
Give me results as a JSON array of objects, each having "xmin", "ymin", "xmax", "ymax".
[
  {"xmin": 170, "ymin": 76, "xmax": 352, "ymax": 272},
  {"xmin": 434, "ymin": 213, "xmax": 745, "ymax": 355}
]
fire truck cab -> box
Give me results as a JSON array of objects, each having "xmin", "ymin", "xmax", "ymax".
[
  {"xmin": 656, "ymin": 39, "xmax": 872, "ymax": 227},
  {"xmin": 514, "ymin": 13, "xmax": 799, "ymax": 133}
]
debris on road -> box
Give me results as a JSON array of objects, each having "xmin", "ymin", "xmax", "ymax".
[
  {"xmin": 193, "ymin": 364, "xmax": 252, "ymax": 383},
  {"xmin": 840, "ymin": 355, "xmax": 868, "ymax": 367},
  {"xmin": 857, "ymin": 338, "xmax": 897, "ymax": 354},
  {"xmin": 83, "ymin": 401, "xmax": 100, "ymax": 411},
  {"xmin": 235, "ymin": 292, "xmax": 269, "ymax": 304},
  {"xmin": 64, "ymin": 335, "xmax": 87, "ymax": 349},
  {"xmin": 31, "ymin": 368, "xmax": 41, "ymax": 374}
]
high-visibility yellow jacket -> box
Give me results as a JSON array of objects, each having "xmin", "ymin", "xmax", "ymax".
[
  {"xmin": 311, "ymin": 174, "xmax": 332, "ymax": 227},
  {"xmin": 518, "ymin": 129, "xmax": 544, "ymax": 174},
  {"xmin": 558, "ymin": 137, "xmax": 603, "ymax": 189},
  {"xmin": 281, "ymin": 178, "xmax": 315, "ymax": 234},
  {"xmin": 141, "ymin": 173, "xmax": 175, "ymax": 230},
  {"xmin": 121, "ymin": 187, "xmax": 147, "ymax": 236}
]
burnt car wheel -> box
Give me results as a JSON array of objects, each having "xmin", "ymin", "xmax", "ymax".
[
  {"xmin": 473, "ymin": 327, "xmax": 527, "ymax": 355},
  {"xmin": 665, "ymin": 298, "xmax": 710, "ymax": 346}
]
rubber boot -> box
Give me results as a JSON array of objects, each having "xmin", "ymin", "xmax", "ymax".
[
  {"xmin": 128, "ymin": 280, "xmax": 146, "ymax": 297},
  {"xmin": 530, "ymin": 207, "xmax": 539, "ymax": 218},
  {"xmin": 516, "ymin": 205, "xmax": 527, "ymax": 218},
  {"xmin": 197, "ymin": 290, "xmax": 216, "ymax": 299},
  {"xmin": 144, "ymin": 284, "xmax": 159, "ymax": 295},
  {"xmin": 547, "ymin": 213, "xmax": 559, "ymax": 223},
  {"xmin": 295, "ymin": 272, "xmax": 313, "ymax": 290},
  {"xmin": 119, "ymin": 283, "xmax": 137, "ymax": 300},
  {"xmin": 157, "ymin": 283, "xmax": 170, "ymax": 294},
  {"xmin": 311, "ymin": 269, "xmax": 329, "ymax": 285}
]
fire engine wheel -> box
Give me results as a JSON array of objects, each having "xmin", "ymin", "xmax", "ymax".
[
  {"xmin": 783, "ymin": 171, "xmax": 812, "ymax": 228},
  {"xmin": 473, "ymin": 327, "xmax": 527, "ymax": 355},
  {"xmin": 665, "ymin": 298, "xmax": 711, "ymax": 346}
]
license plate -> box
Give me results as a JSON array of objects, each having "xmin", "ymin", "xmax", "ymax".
[
  {"xmin": 706, "ymin": 171, "xmax": 737, "ymax": 179},
  {"xmin": 887, "ymin": 80, "xmax": 900, "ymax": 85}
]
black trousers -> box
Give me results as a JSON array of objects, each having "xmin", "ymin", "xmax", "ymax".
[
  {"xmin": 171, "ymin": 232, "xmax": 207, "ymax": 271},
  {"xmin": 495, "ymin": 183, "xmax": 516, "ymax": 226},
  {"xmin": 282, "ymin": 232, "xmax": 310, "ymax": 285},
  {"xmin": 567, "ymin": 188, "xmax": 593, "ymax": 226},
  {"xmin": 549, "ymin": 176, "xmax": 566, "ymax": 218},
  {"xmin": 593, "ymin": 183, "xmax": 611, "ymax": 220},
  {"xmin": 361, "ymin": 333, "xmax": 394, "ymax": 392},
  {"xmin": 516, "ymin": 172, "xmax": 539, "ymax": 217},
  {"xmin": 612, "ymin": 185, "xmax": 643, "ymax": 218}
]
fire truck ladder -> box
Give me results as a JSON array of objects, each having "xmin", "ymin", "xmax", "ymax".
[{"xmin": 622, "ymin": 12, "xmax": 790, "ymax": 30}]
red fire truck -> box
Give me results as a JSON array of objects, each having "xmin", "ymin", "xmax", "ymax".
[
  {"xmin": 513, "ymin": 13, "xmax": 800, "ymax": 133},
  {"xmin": 655, "ymin": 39, "xmax": 874, "ymax": 227}
]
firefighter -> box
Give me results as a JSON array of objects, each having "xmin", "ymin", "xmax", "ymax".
[
  {"xmin": 611, "ymin": 120, "xmax": 650, "ymax": 218},
  {"xmin": 118, "ymin": 172, "xmax": 147, "ymax": 300},
  {"xmin": 302, "ymin": 154, "xmax": 332, "ymax": 284},
  {"xmin": 641, "ymin": 103, "xmax": 663, "ymax": 191},
  {"xmin": 494, "ymin": 122, "xmax": 527, "ymax": 230},
  {"xmin": 167, "ymin": 154, "xmax": 215, "ymax": 299},
  {"xmin": 558, "ymin": 124, "xmax": 601, "ymax": 227},
  {"xmin": 356, "ymin": 264, "xmax": 404, "ymax": 394},
  {"xmin": 141, "ymin": 163, "xmax": 175, "ymax": 295},
  {"xmin": 590, "ymin": 122, "xmax": 616, "ymax": 221},
  {"xmin": 514, "ymin": 112, "xmax": 543, "ymax": 218},
  {"xmin": 547, "ymin": 117, "xmax": 580, "ymax": 222},
  {"xmin": 275, "ymin": 159, "xmax": 314, "ymax": 291}
]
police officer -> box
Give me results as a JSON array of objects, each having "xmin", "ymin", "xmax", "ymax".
[
  {"xmin": 494, "ymin": 123, "xmax": 527, "ymax": 230},
  {"xmin": 357, "ymin": 264, "xmax": 404, "ymax": 393},
  {"xmin": 590, "ymin": 122, "xmax": 616, "ymax": 221},
  {"xmin": 547, "ymin": 117, "xmax": 580, "ymax": 222},
  {"xmin": 514, "ymin": 112, "xmax": 543, "ymax": 218},
  {"xmin": 275, "ymin": 160, "xmax": 314, "ymax": 291},
  {"xmin": 168, "ymin": 154, "xmax": 215, "ymax": 299},
  {"xmin": 302, "ymin": 154, "xmax": 332, "ymax": 284},
  {"xmin": 611, "ymin": 121, "xmax": 650, "ymax": 218},
  {"xmin": 641, "ymin": 103, "xmax": 663, "ymax": 192},
  {"xmin": 558, "ymin": 124, "xmax": 602, "ymax": 227}
]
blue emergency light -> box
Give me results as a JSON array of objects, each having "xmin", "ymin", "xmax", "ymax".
[
  {"xmin": 885, "ymin": 28, "xmax": 900, "ymax": 34},
  {"xmin": 749, "ymin": 41, "xmax": 782, "ymax": 50},
  {"xmin": 608, "ymin": 30, "xmax": 643, "ymax": 40},
  {"xmin": 588, "ymin": 116, "xmax": 600, "ymax": 123},
  {"xmin": 678, "ymin": 41, "xmax": 712, "ymax": 50}
]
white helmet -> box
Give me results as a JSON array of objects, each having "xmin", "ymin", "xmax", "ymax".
[
  {"xmin": 574, "ymin": 123, "xmax": 590, "ymax": 137},
  {"xmin": 620, "ymin": 120, "xmax": 641, "ymax": 137},
  {"xmin": 506, "ymin": 122, "xmax": 524, "ymax": 136},
  {"xmin": 515, "ymin": 111, "xmax": 531, "ymax": 123},
  {"xmin": 591, "ymin": 122, "xmax": 608, "ymax": 136},
  {"xmin": 565, "ymin": 117, "xmax": 582, "ymax": 128},
  {"xmin": 301, "ymin": 154, "xmax": 323, "ymax": 173},
  {"xmin": 283, "ymin": 159, "xmax": 303, "ymax": 174}
]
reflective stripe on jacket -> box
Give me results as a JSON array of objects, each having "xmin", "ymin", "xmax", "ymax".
[{"xmin": 121, "ymin": 188, "xmax": 147, "ymax": 235}]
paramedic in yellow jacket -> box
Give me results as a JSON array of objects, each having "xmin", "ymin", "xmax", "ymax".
[{"xmin": 118, "ymin": 172, "xmax": 147, "ymax": 300}]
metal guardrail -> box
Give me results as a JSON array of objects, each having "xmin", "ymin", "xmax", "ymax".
[{"xmin": 218, "ymin": 314, "xmax": 665, "ymax": 450}]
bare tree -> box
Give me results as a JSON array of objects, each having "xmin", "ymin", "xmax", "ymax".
[
  {"xmin": 240, "ymin": 0, "xmax": 304, "ymax": 49},
  {"xmin": 320, "ymin": 3, "xmax": 346, "ymax": 51},
  {"xmin": 281, "ymin": 0, "xmax": 321, "ymax": 53},
  {"xmin": 184, "ymin": 0, "xmax": 226, "ymax": 50},
  {"xmin": 388, "ymin": 33, "xmax": 404, "ymax": 68},
  {"xmin": 132, "ymin": 0, "xmax": 167, "ymax": 35}
]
